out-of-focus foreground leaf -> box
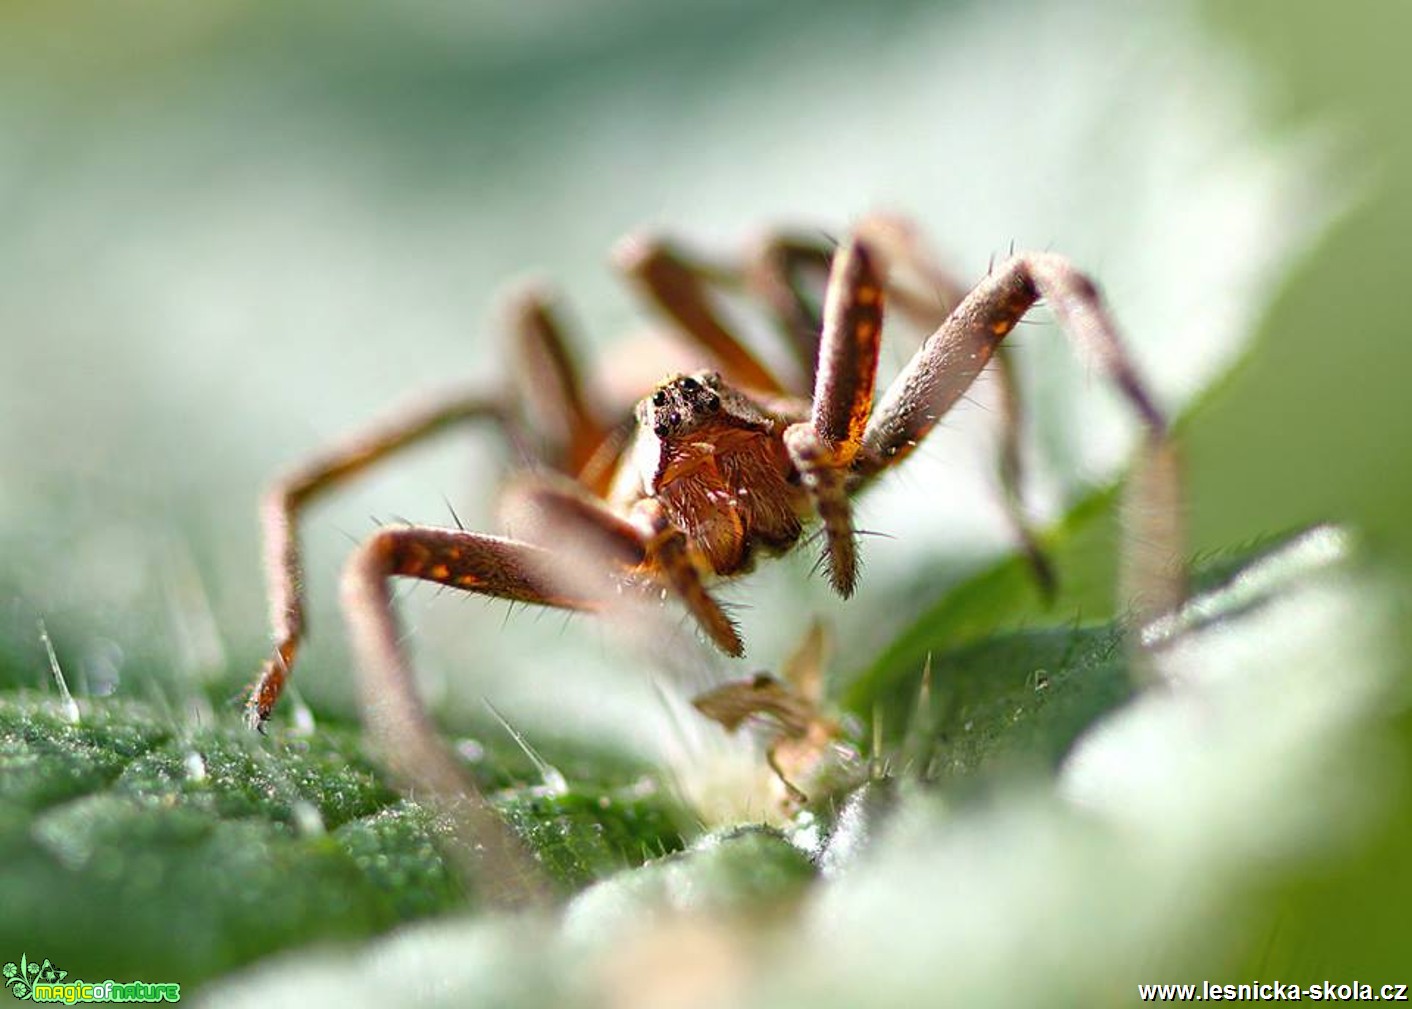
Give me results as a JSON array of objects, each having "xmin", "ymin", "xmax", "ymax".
[
  {"xmin": 0, "ymin": 700, "xmax": 688, "ymax": 984},
  {"xmin": 119, "ymin": 525, "xmax": 1399, "ymax": 1005}
]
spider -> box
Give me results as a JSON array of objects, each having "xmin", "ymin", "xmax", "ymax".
[{"xmin": 242, "ymin": 214, "xmax": 1181, "ymax": 898}]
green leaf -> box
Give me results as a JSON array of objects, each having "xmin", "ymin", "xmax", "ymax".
[
  {"xmin": 193, "ymin": 526, "xmax": 1408, "ymax": 1008},
  {"xmin": 0, "ymin": 698, "xmax": 688, "ymax": 986}
]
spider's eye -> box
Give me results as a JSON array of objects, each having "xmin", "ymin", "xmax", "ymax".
[
  {"xmin": 667, "ymin": 411, "xmax": 681, "ymax": 426},
  {"xmin": 703, "ymin": 393, "xmax": 721, "ymax": 412},
  {"xmin": 680, "ymin": 376, "xmax": 699, "ymax": 392},
  {"xmin": 651, "ymin": 390, "xmax": 668, "ymax": 407},
  {"xmin": 653, "ymin": 421, "xmax": 669, "ymax": 437}
]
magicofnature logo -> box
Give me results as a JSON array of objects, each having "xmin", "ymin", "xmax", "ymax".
[{"xmin": 3, "ymin": 956, "xmax": 179, "ymax": 1003}]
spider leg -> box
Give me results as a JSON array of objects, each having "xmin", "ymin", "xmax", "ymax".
[
  {"xmin": 856, "ymin": 253, "xmax": 1183, "ymax": 622},
  {"xmin": 992, "ymin": 346, "xmax": 1058, "ymax": 600},
  {"xmin": 852, "ymin": 212, "xmax": 970, "ymax": 326},
  {"xmin": 342, "ymin": 525, "xmax": 594, "ymax": 908},
  {"xmin": 743, "ymin": 230, "xmax": 835, "ymax": 382},
  {"xmin": 511, "ymin": 482, "xmax": 744, "ymax": 657},
  {"xmin": 783, "ymin": 237, "xmax": 886, "ymax": 597},
  {"xmin": 503, "ymin": 282, "xmax": 614, "ymax": 481},
  {"xmin": 742, "ymin": 219, "xmax": 962, "ymax": 391},
  {"xmin": 848, "ymin": 217, "xmax": 1057, "ymax": 595},
  {"xmin": 858, "ymin": 254, "xmax": 1165, "ymax": 470},
  {"xmin": 613, "ymin": 232, "xmax": 791, "ymax": 397},
  {"xmin": 245, "ymin": 392, "xmax": 518, "ymax": 730}
]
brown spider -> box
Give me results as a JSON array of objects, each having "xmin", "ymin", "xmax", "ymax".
[{"xmin": 243, "ymin": 214, "xmax": 1181, "ymax": 902}]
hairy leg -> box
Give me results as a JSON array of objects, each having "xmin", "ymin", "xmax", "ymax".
[
  {"xmin": 859, "ymin": 254, "xmax": 1164, "ymax": 470},
  {"xmin": 509, "ymin": 481, "xmax": 744, "ymax": 656},
  {"xmin": 503, "ymin": 282, "xmax": 614, "ymax": 481},
  {"xmin": 782, "ymin": 237, "xmax": 886, "ymax": 596},
  {"xmin": 857, "ymin": 252, "xmax": 1182, "ymax": 623},
  {"xmin": 342, "ymin": 525, "xmax": 597, "ymax": 908},
  {"xmin": 245, "ymin": 392, "xmax": 515, "ymax": 729},
  {"xmin": 613, "ymin": 232, "xmax": 790, "ymax": 397},
  {"xmin": 852, "ymin": 218, "xmax": 1057, "ymax": 595}
]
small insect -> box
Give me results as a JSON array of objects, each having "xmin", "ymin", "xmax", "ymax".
[{"xmin": 243, "ymin": 214, "xmax": 1181, "ymax": 897}]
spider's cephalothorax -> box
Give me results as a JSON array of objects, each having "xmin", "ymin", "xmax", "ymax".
[
  {"xmin": 242, "ymin": 215, "xmax": 1184, "ymax": 907},
  {"xmin": 618, "ymin": 370, "xmax": 807, "ymax": 584}
]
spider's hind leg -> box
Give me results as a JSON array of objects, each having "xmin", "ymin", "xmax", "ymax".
[
  {"xmin": 503, "ymin": 283, "xmax": 619, "ymax": 486},
  {"xmin": 613, "ymin": 232, "xmax": 793, "ymax": 397}
]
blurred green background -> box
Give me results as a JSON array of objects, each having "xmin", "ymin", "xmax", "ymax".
[
  {"xmin": 1, "ymin": 0, "xmax": 1409, "ymax": 992},
  {"xmin": 1190, "ymin": 1, "xmax": 1412, "ymax": 979}
]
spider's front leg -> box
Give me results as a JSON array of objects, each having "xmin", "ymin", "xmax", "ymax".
[
  {"xmin": 342, "ymin": 483, "xmax": 740, "ymax": 809},
  {"xmin": 245, "ymin": 392, "xmax": 516, "ymax": 730},
  {"xmin": 341, "ymin": 524, "xmax": 603, "ymax": 908},
  {"xmin": 342, "ymin": 525, "xmax": 602, "ymax": 786},
  {"xmin": 782, "ymin": 237, "xmax": 886, "ymax": 596},
  {"xmin": 850, "ymin": 214, "xmax": 1057, "ymax": 598},
  {"xmin": 857, "ymin": 253, "xmax": 1184, "ymax": 624}
]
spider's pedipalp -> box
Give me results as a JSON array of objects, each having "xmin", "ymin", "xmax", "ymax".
[{"xmin": 630, "ymin": 497, "xmax": 744, "ymax": 656}]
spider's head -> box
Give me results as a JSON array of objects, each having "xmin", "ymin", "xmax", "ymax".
[{"xmin": 636, "ymin": 371, "xmax": 726, "ymax": 441}]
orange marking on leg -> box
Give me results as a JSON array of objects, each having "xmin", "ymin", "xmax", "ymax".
[
  {"xmin": 856, "ymin": 285, "xmax": 880, "ymax": 305},
  {"xmin": 990, "ymin": 319, "xmax": 1014, "ymax": 336},
  {"xmin": 402, "ymin": 546, "xmax": 431, "ymax": 576},
  {"xmin": 429, "ymin": 564, "xmax": 450, "ymax": 580},
  {"xmin": 856, "ymin": 319, "xmax": 877, "ymax": 340},
  {"xmin": 458, "ymin": 574, "xmax": 480, "ymax": 587}
]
